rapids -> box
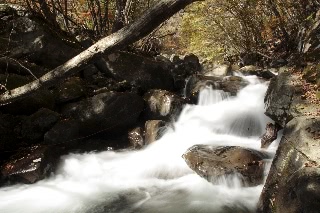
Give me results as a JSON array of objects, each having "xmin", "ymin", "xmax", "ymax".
[{"xmin": 0, "ymin": 76, "xmax": 280, "ymax": 213}]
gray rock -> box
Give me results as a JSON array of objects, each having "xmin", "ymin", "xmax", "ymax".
[
  {"xmin": 257, "ymin": 116, "xmax": 320, "ymax": 213},
  {"xmin": 183, "ymin": 145, "xmax": 269, "ymax": 186},
  {"xmin": 62, "ymin": 92, "xmax": 145, "ymax": 136},
  {"xmin": 143, "ymin": 90, "xmax": 186, "ymax": 121}
]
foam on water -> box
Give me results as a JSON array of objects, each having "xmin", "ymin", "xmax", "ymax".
[{"xmin": 0, "ymin": 76, "xmax": 279, "ymax": 213}]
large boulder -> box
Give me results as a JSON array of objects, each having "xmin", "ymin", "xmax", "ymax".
[
  {"xmin": 62, "ymin": 92, "xmax": 145, "ymax": 136},
  {"xmin": 182, "ymin": 145, "xmax": 269, "ymax": 186},
  {"xmin": 0, "ymin": 4, "xmax": 80, "ymax": 68},
  {"xmin": 20, "ymin": 108, "xmax": 60, "ymax": 142},
  {"xmin": 105, "ymin": 52, "xmax": 174, "ymax": 93},
  {"xmin": 0, "ymin": 145, "xmax": 61, "ymax": 185},
  {"xmin": 143, "ymin": 89, "xmax": 186, "ymax": 121},
  {"xmin": 257, "ymin": 116, "xmax": 320, "ymax": 213}
]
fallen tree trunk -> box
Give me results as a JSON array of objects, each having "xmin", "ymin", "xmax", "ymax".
[{"xmin": 0, "ymin": 0, "xmax": 201, "ymax": 105}]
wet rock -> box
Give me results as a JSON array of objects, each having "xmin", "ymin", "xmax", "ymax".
[
  {"xmin": 260, "ymin": 122, "xmax": 280, "ymax": 149},
  {"xmin": 0, "ymin": 74, "xmax": 55, "ymax": 115},
  {"xmin": 128, "ymin": 127, "xmax": 144, "ymax": 149},
  {"xmin": 185, "ymin": 75, "xmax": 222, "ymax": 103},
  {"xmin": 0, "ymin": 5, "xmax": 80, "ymax": 68},
  {"xmin": 258, "ymin": 116, "xmax": 320, "ymax": 213},
  {"xmin": 55, "ymin": 77, "xmax": 86, "ymax": 104},
  {"xmin": 62, "ymin": 92, "xmax": 144, "ymax": 136},
  {"xmin": 143, "ymin": 90, "xmax": 186, "ymax": 121},
  {"xmin": 185, "ymin": 75, "xmax": 248, "ymax": 102},
  {"xmin": 144, "ymin": 120, "xmax": 167, "ymax": 145},
  {"xmin": 105, "ymin": 51, "xmax": 174, "ymax": 92},
  {"xmin": 183, "ymin": 145, "xmax": 269, "ymax": 186},
  {"xmin": 238, "ymin": 66, "xmax": 275, "ymax": 80},
  {"xmin": 21, "ymin": 108, "xmax": 60, "ymax": 142},
  {"xmin": 221, "ymin": 76, "xmax": 248, "ymax": 96},
  {"xmin": 204, "ymin": 64, "xmax": 231, "ymax": 77},
  {"xmin": 0, "ymin": 145, "xmax": 61, "ymax": 184}
]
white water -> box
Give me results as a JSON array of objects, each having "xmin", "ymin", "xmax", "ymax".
[{"xmin": 0, "ymin": 76, "xmax": 279, "ymax": 213}]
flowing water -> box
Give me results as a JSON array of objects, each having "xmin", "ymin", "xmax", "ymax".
[{"xmin": 0, "ymin": 76, "xmax": 280, "ymax": 213}]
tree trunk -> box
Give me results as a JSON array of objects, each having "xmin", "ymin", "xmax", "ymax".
[{"xmin": 0, "ymin": 0, "xmax": 201, "ymax": 106}]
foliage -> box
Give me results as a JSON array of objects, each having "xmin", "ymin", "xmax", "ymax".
[{"xmin": 179, "ymin": 0, "xmax": 320, "ymax": 62}]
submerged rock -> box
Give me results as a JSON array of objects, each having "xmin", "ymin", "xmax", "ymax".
[{"xmin": 182, "ymin": 145, "xmax": 269, "ymax": 186}]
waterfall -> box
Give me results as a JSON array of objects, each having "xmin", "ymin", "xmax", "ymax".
[{"xmin": 0, "ymin": 76, "xmax": 279, "ymax": 213}]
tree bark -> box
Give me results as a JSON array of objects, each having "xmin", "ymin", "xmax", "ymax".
[{"xmin": 0, "ymin": 0, "xmax": 201, "ymax": 106}]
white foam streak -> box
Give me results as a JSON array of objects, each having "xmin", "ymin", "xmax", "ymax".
[{"xmin": 0, "ymin": 77, "xmax": 277, "ymax": 213}]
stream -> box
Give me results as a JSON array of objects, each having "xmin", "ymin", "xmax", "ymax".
[{"xmin": 0, "ymin": 76, "xmax": 280, "ymax": 213}]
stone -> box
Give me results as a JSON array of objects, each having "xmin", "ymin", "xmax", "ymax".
[
  {"xmin": 105, "ymin": 51, "xmax": 174, "ymax": 92},
  {"xmin": 21, "ymin": 108, "xmax": 60, "ymax": 142},
  {"xmin": 257, "ymin": 116, "xmax": 320, "ymax": 213},
  {"xmin": 44, "ymin": 119, "xmax": 80, "ymax": 146},
  {"xmin": 128, "ymin": 127, "xmax": 144, "ymax": 149},
  {"xmin": 183, "ymin": 145, "xmax": 269, "ymax": 186},
  {"xmin": 62, "ymin": 92, "xmax": 145, "ymax": 136},
  {"xmin": 0, "ymin": 5, "xmax": 81, "ymax": 68},
  {"xmin": 55, "ymin": 77, "xmax": 86, "ymax": 103},
  {"xmin": 0, "ymin": 145, "xmax": 61, "ymax": 185},
  {"xmin": 144, "ymin": 120, "xmax": 167, "ymax": 145},
  {"xmin": 203, "ymin": 64, "xmax": 231, "ymax": 77},
  {"xmin": 143, "ymin": 89, "xmax": 186, "ymax": 121},
  {"xmin": 0, "ymin": 74, "xmax": 55, "ymax": 115},
  {"xmin": 260, "ymin": 123, "xmax": 280, "ymax": 149}
]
